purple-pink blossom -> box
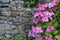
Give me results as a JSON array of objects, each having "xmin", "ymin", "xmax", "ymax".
[
  {"xmin": 32, "ymin": 18, "xmax": 39, "ymax": 24},
  {"xmin": 48, "ymin": 2, "xmax": 56, "ymax": 8},
  {"xmin": 35, "ymin": 35, "xmax": 44, "ymax": 40},
  {"xmin": 35, "ymin": 37, "xmax": 43, "ymax": 40},
  {"xmin": 32, "ymin": 27, "xmax": 43, "ymax": 34},
  {"xmin": 53, "ymin": 37, "xmax": 57, "ymax": 40},
  {"xmin": 28, "ymin": 27, "xmax": 43, "ymax": 37},
  {"xmin": 38, "ymin": 3, "xmax": 55, "ymax": 10},
  {"xmin": 28, "ymin": 30, "xmax": 36, "ymax": 38},
  {"xmin": 46, "ymin": 26, "xmax": 55, "ymax": 32},
  {"xmin": 38, "ymin": 4, "xmax": 46, "ymax": 11},
  {"xmin": 45, "ymin": 36, "xmax": 53, "ymax": 40},
  {"xmin": 52, "ymin": 0, "xmax": 59, "ymax": 3},
  {"xmin": 36, "ymin": 27, "xmax": 43, "ymax": 33},
  {"xmin": 33, "ymin": 11, "xmax": 54, "ymax": 23}
]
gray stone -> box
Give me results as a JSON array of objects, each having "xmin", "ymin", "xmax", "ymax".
[
  {"xmin": 3, "ymin": 21, "xmax": 7, "ymax": 24},
  {"xmin": 0, "ymin": 4, "xmax": 9, "ymax": 7},
  {"xmin": 0, "ymin": 36, "xmax": 4, "ymax": 39},
  {"xmin": 0, "ymin": 16, "xmax": 7, "ymax": 20},
  {"xmin": 17, "ymin": 6, "xmax": 22, "ymax": 11},
  {"xmin": 0, "ymin": 24, "xmax": 10, "ymax": 35},
  {"xmin": 19, "ymin": 24, "xmax": 25, "ymax": 30},
  {"xmin": 11, "ymin": 7, "xmax": 17, "ymax": 10},
  {"xmin": 10, "ymin": 0, "xmax": 12, "ymax": 1},
  {"xmin": 11, "ymin": 29, "xmax": 19, "ymax": 34},
  {"xmin": 18, "ymin": 1, "xmax": 24, "ymax": 4},
  {"xmin": 12, "ymin": 18, "xmax": 17, "ymax": 22},
  {"xmin": 0, "ymin": 20, "xmax": 7, "ymax": 24},
  {"xmin": 7, "ymin": 17, "xmax": 13, "ymax": 21},
  {"xmin": 1, "ymin": 11, "xmax": 9, "ymax": 16},
  {"xmin": 14, "ymin": 22, "xmax": 21, "ymax": 25},
  {"xmin": 24, "ymin": 18, "xmax": 29, "ymax": 22},
  {"xmin": 5, "ymin": 31, "xmax": 11, "ymax": 34},
  {"xmin": 0, "ymin": 0, "xmax": 9, "ymax": 3},
  {"xmin": 5, "ymin": 34, "xmax": 11, "ymax": 38},
  {"xmin": 4, "ymin": 24, "xmax": 11, "ymax": 30},
  {"xmin": 20, "ymin": 12, "xmax": 30, "ymax": 17},
  {"xmin": 24, "ymin": 8, "xmax": 31, "ymax": 11},
  {"xmin": 1, "ymin": 8, "xmax": 10, "ymax": 11},
  {"xmin": 11, "ymin": 12, "xmax": 18, "ymax": 16},
  {"xmin": 8, "ymin": 18, "xmax": 16, "ymax": 22},
  {"xmin": 7, "ymin": 22, "xmax": 13, "ymax": 25},
  {"xmin": 10, "ymin": 1, "xmax": 16, "ymax": 6},
  {"xmin": 16, "ymin": 16, "xmax": 22, "ymax": 21},
  {"xmin": 0, "ymin": 24, "xmax": 8, "ymax": 30},
  {"xmin": 31, "ymin": 8, "xmax": 38, "ymax": 12},
  {"xmin": 11, "ymin": 12, "xmax": 20, "ymax": 16},
  {"xmin": 0, "ymin": 31, "xmax": 5, "ymax": 35},
  {"xmin": 17, "ymin": 4, "xmax": 22, "ymax": 7},
  {"xmin": 11, "ymin": 25, "xmax": 16, "ymax": 29}
]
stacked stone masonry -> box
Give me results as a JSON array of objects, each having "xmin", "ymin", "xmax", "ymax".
[{"xmin": 0, "ymin": 0, "xmax": 38, "ymax": 39}]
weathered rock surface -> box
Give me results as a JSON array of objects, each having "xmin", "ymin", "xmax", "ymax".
[{"xmin": 0, "ymin": 0, "xmax": 36, "ymax": 39}]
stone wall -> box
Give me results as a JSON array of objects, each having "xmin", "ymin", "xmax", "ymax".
[{"xmin": 0, "ymin": 0, "xmax": 38, "ymax": 39}]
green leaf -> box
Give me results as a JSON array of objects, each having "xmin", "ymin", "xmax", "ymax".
[
  {"xmin": 37, "ymin": 23, "xmax": 41, "ymax": 27},
  {"xmin": 53, "ymin": 30, "xmax": 58, "ymax": 35},
  {"xmin": 28, "ymin": 37, "xmax": 34, "ymax": 40},
  {"xmin": 54, "ymin": 22, "xmax": 58, "ymax": 28},
  {"xmin": 45, "ymin": 32, "xmax": 52, "ymax": 38},
  {"xmin": 37, "ymin": 34, "xmax": 41, "ymax": 37},
  {"xmin": 46, "ymin": 22, "xmax": 53, "ymax": 26},
  {"xmin": 4, "ymin": 37, "xmax": 9, "ymax": 40},
  {"xmin": 55, "ymin": 35, "xmax": 60, "ymax": 40}
]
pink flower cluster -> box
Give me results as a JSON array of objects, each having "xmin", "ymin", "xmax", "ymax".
[
  {"xmin": 38, "ymin": 3, "xmax": 55, "ymax": 11},
  {"xmin": 32, "ymin": 0, "xmax": 59, "ymax": 24},
  {"xmin": 46, "ymin": 26, "xmax": 55, "ymax": 32},
  {"xmin": 38, "ymin": 0, "xmax": 59, "ymax": 10},
  {"xmin": 45, "ymin": 36, "xmax": 53, "ymax": 40},
  {"xmin": 28, "ymin": 0, "xmax": 59, "ymax": 40},
  {"xmin": 28, "ymin": 26, "xmax": 55, "ymax": 40},
  {"xmin": 32, "ymin": 11, "xmax": 54, "ymax": 24},
  {"xmin": 32, "ymin": 27, "xmax": 43, "ymax": 34},
  {"xmin": 52, "ymin": 0, "xmax": 59, "ymax": 3},
  {"xmin": 45, "ymin": 36, "xmax": 57, "ymax": 40},
  {"xmin": 28, "ymin": 26, "xmax": 55, "ymax": 37},
  {"xmin": 28, "ymin": 26, "xmax": 43, "ymax": 37}
]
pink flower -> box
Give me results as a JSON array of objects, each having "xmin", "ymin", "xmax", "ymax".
[
  {"xmin": 46, "ymin": 26, "xmax": 55, "ymax": 32},
  {"xmin": 45, "ymin": 36, "xmax": 53, "ymax": 40},
  {"xmin": 48, "ymin": 2, "xmax": 56, "ymax": 8},
  {"xmin": 52, "ymin": 0, "xmax": 59, "ymax": 3},
  {"xmin": 33, "ymin": 11, "xmax": 54, "ymax": 23},
  {"xmin": 28, "ymin": 30, "xmax": 36, "ymax": 38},
  {"xmin": 36, "ymin": 27, "xmax": 43, "ymax": 33},
  {"xmin": 32, "ymin": 27, "xmax": 43, "ymax": 34},
  {"xmin": 50, "ymin": 26, "xmax": 55, "ymax": 30},
  {"xmin": 46, "ymin": 28, "xmax": 51, "ymax": 32},
  {"xmin": 32, "ymin": 18, "xmax": 39, "ymax": 24},
  {"xmin": 39, "ymin": 12, "xmax": 44, "ymax": 17},
  {"xmin": 35, "ymin": 36, "xmax": 43, "ymax": 40},
  {"xmin": 42, "ymin": 17, "xmax": 49, "ymax": 22},
  {"xmin": 32, "ymin": 27, "xmax": 36, "ymax": 32},
  {"xmin": 34, "ymin": 12, "xmax": 40, "ymax": 18},
  {"xmin": 38, "ymin": 4, "xmax": 46, "ymax": 11},
  {"xmin": 43, "ymin": 4, "xmax": 48, "ymax": 8},
  {"xmin": 43, "ymin": 11, "xmax": 54, "ymax": 20},
  {"xmin": 43, "ymin": 11, "xmax": 54, "ymax": 16}
]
